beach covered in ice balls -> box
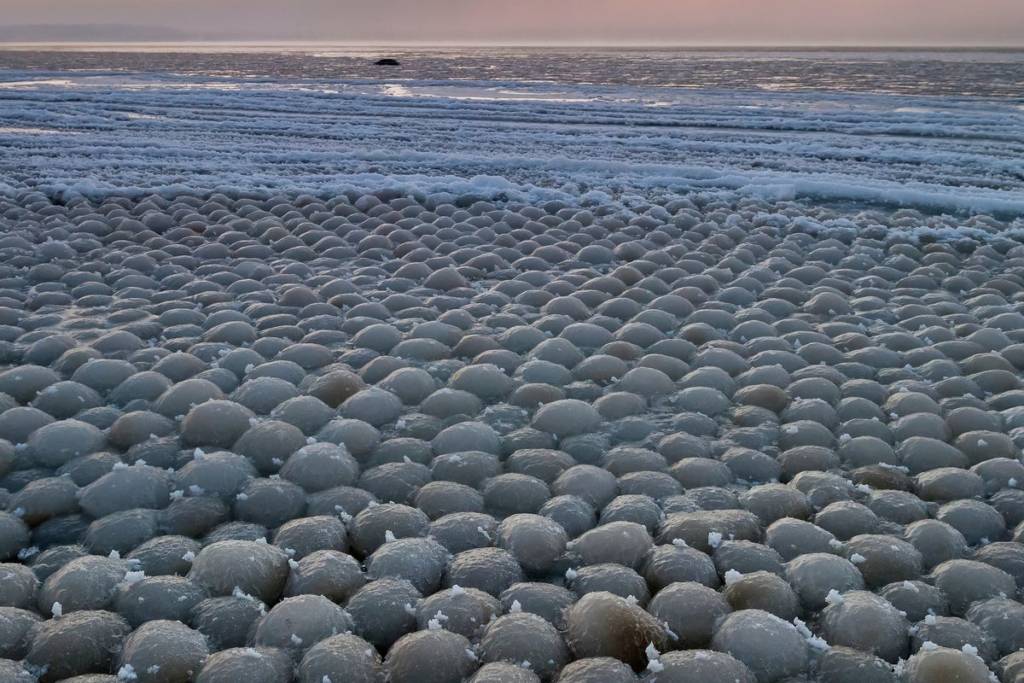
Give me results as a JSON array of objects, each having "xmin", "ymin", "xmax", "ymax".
[{"xmin": 0, "ymin": 188, "xmax": 1023, "ymax": 682}]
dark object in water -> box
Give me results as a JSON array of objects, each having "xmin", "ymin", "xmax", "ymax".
[{"xmin": 375, "ymin": 58, "xmax": 400, "ymax": 66}]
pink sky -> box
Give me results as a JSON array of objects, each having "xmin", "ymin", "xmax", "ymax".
[{"xmin": 5, "ymin": 0, "xmax": 1023, "ymax": 45}]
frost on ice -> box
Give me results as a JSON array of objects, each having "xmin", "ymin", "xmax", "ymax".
[{"xmin": 2, "ymin": 70, "xmax": 1023, "ymax": 222}]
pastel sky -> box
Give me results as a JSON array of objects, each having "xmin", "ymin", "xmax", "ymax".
[{"xmin": 4, "ymin": 0, "xmax": 1023, "ymax": 45}]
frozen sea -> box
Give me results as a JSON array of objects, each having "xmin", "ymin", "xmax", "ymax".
[{"xmin": 0, "ymin": 45, "xmax": 1022, "ymax": 220}]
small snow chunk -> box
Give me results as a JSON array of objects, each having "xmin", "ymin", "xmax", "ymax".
[
  {"xmin": 17, "ymin": 546, "xmax": 39, "ymax": 560},
  {"xmin": 850, "ymin": 553, "xmax": 867, "ymax": 564},
  {"xmin": 707, "ymin": 531, "xmax": 723, "ymax": 549},
  {"xmin": 724, "ymin": 569, "xmax": 744, "ymax": 585},
  {"xmin": 384, "ymin": 530, "xmax": 397, "ymax": 543},
  {"xmin": 117, "ymin": 664, "xmax": 138, "ymax": 680},
  {"xmin": 451, "ymin": 584, "xmax": 465, "ymax": 595},
  {"xmin": 793, "ymin": 616, "xmax": 828, "ymax": 649},
  {"xmin": 825, "ymin": 589, "xmax": 844, "ymax": 605},
  {"xmin": 807, "ymin": 634, "xmax": 830, "ymax": 651},
  {"xmin": 290, "ymin": 634, "xmax": 303, "ymax": 646},
  {"xmin": 123, "ymin": 570, "xmax": 146, "ymax": 585},
  {"xmin": 671, "ymin": 538, "xmax": 688, "ymax": 548},
  {"xmin": 921, "ymin": 641, "xmax": 939, "ymax": 651},
  {"xmin": 645, "ymin": 642, "xmax": 664, "ymax": 672},
  {"xmin": 232, "ymin": 586, "xmax": 258, "ymax": 602},
  {"xmin": 962, "ymin": 644, "xmax": 979, "ymax": 657},
  {"xmin": 51, "ymin": 602, "xmax": 62, "ymax": 618},
  {"xmin": 428, "ymin": 618, "xmax": 443, "ymax": 630},
  {"xmin": 925, "ymin": 614, "xmax": 937, "ymax": 625},
  {"xmin": 565, "ymin": 568, "xmax": 577, "ymax": 580},
  {"xmin": 510, "ymin": 600, "xmax": 522, "ymax": 613},
  {"xmin": 182, "ymin": 551, "xmax": 195, "ymax": 562}
]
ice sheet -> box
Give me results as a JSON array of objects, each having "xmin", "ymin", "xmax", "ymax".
[{"xmin": 0, "ymin": 70, "xmax": 1022, "ymax": 219}]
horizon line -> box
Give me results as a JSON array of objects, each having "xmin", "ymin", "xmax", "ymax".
[{"xmin": 1, "ymin": 40, "xmax": 1023, "ymax": 50}]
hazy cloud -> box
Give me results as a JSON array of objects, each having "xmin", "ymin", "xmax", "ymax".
[{"xmin": 2, "ymin": 0, "xmax": 1022, "ymax": 44}]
